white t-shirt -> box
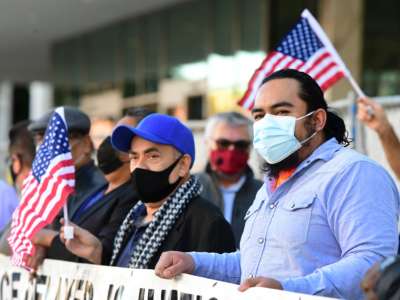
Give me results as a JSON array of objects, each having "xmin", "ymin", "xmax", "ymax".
[{"xmin": 219, "ymin": 175, "xmax": 246, "ymax": 223}]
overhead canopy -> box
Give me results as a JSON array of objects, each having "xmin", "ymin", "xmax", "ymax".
[{"xmin": 0, "ymin": 0, "xmax": 184, "ymax": 82}]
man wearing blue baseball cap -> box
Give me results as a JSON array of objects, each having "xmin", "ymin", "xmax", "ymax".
[{"xmin": 59, "ymin": 113, "xmax": 236, "ymax": 269}]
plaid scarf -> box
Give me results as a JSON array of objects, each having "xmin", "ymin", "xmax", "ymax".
[{"xmin": 109, "ymin": 176, "xmax": 202, "ymax": 268}]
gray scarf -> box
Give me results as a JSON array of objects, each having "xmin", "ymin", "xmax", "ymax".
[{"xmin": 109, "ymin": 176, "xmax": 202, "ymax": 268}]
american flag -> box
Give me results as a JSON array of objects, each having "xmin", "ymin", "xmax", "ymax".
[
  {"xmin": 8, "ymin": 107, "xmax": 75, "ymax": 268},
  {"xmin": 238, "ymin": 9, "xmax": 347, "ymax": 110}
]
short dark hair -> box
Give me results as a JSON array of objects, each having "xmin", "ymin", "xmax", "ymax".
[
  {"xmin": 124, "ymin": 107, "xmax": 153, "ymax": 124},
  {"xmin": 9, "ymin": 120, "xmax": 36, "ymax": 168},
  {"xmin": 261, "ymin": 69, "xmax": 350, "ymax": 146}
]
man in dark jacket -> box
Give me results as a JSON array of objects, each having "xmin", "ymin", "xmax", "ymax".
[
  {"xmin": 33, "ymin": 137, "xmax": 137, "ymax": 264},
  {"xmin": 196, "ymin": 112, "xmax": 262, "ymax": 247},
  {"xmin": 58, "ymin": 113, "xmax": 236, "ymax": 269},
  {"xmin": 29, "ymin": 106, "xmax": 107, "ymax": 229},
  {"xmin": 25, "ymin": 107, "xmax": 107, "ymax": 268}
]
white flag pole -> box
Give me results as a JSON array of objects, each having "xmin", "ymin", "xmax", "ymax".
[
  {"xmin": 302, "ymin": 9, "xmax": 366, "ymax": 98},
  {"xmin": 63, "ymin": 204, "xmax": 70, "ymax": 226},
  {"xmin": 56, "ymin": 107, "xmax": 74, "ymax": 240}
]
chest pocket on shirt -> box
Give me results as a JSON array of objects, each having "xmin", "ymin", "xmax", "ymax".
[
  {"xmin": 240, "ymin": 200, "xmax": 264, "ymax": 247},
  {"xmin": 268, "ymin": 195, "xmax": 315, "ymax": 248}
]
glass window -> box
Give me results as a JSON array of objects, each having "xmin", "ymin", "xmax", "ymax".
[{"xmin": 363, "ymin": 0, "xmax": 400, "ymax": 95}]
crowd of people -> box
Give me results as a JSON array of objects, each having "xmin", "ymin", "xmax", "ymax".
[{"xmin": 0, "ymin": 69, "xmax": 400, "ymax": 299}]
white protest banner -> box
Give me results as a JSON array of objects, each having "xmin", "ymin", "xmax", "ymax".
[{"xmin": 0, "ymin": 255, "xmax": 336, "ymax": 300}]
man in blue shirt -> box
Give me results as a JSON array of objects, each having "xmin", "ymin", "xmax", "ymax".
[
  {"xmin": 0, "ymin": 180, "xmax": 18, "ymax": 232},
  {"xmin": 1, "ymin": 121, "xmax": 36, "ymax": 253},
  {"xmin": 155, "ymin": 69, "xmax": 400, "ymax": 299}
]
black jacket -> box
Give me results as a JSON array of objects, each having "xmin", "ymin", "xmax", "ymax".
[
  {"xmin": 68, "ymin": 160, "xmax": 108, "ymax": 218},
  {"xmin": 47, "ymin": 181, "xmax": 138, "ymax": 263},
  {"xmin": 112, "ymin": 194, "xmax": 236, "ymax": 269},
  {"xmin": 196, "ymin": 164, "xmax": 263, "ymax": 247}
]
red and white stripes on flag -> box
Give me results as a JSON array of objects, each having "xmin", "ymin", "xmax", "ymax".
[
  {"xmin": 8, "ymin": 107, "xmax": 75, "ymax": 269},
  {"xmin": 238, "ymin": 9, "xmax": 349, "ymax": 110}
]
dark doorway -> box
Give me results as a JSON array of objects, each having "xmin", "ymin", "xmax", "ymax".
[
  {"xmin": 12, "ymin": 85, "xmax": 30, "ymax": 124},
  {"xmin": 187, "ymin": 95, "xmax": 204, "ymax": 120}
]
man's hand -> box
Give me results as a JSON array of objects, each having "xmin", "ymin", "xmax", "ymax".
[
  {"xmin": 155, "ymin": 251, "xmax": 195, "ymax": 279},
  {"xmin": 361, "ymin": 262, "xmax": 381, "ymax": 300},
  {"xmin": 357, "ymin": 97, "xmax": 391, "ymax": 135},
  {"xmin": 60, "ymin": 219, "xmax": 102, "ymax": 264},
  {"xmin": 358, "ymin": 96, "xmax": 400, "ymax": 180},
  {"xmin": 26, "ymin": 245, "xmax": 47, "ymax": 273},
  {"xmin": 32, "ymin": 229, "xmax": 58, "ymax": 247},
  {"xmin": 239, "ymin": 276, "xmax": 283, "ymax": 292}
]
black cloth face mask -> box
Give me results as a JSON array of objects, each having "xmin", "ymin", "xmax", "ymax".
[
  {"xmin": 131, "ymin": 156, "xmax": 182, "ymax": 203},
  {"xmin": 97, "ymin": 136, "xmax": 124, "ymax": 175}
]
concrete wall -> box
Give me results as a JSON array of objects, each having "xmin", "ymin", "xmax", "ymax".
[
  {"xmin": 319, "ymin": 0, "xmax": 364, "ymax": 101},
  {"xmin": 0, "ymin": 82, "xmax": 12, "ymax": 180}
]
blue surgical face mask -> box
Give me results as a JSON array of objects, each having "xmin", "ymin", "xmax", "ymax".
[{"xmin": 253, "ymin": 111, "xmax": 317, "ymax": 164}]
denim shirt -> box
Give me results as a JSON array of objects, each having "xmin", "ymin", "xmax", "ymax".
[
  {"xmin": 0, "ymin": 180, "xmax": 18, "ymax": 231},
  {"xmin": 191, "ymin": 138, "xmax": 400, "ymax": 299}
]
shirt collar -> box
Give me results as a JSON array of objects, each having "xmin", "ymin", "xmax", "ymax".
[
  {"xmin": 220, "ymin": 175, "xmax": 246, "ymax": 193},
  {"xmin": 263, "ymin": 138, "xmax": 342, "ymax": 184},
  {"xmin": 294, "ymin": 138, "xmax": 342, "ymax": 174}
]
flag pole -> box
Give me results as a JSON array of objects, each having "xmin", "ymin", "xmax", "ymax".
[
  {"xmin": 57, "ymin": 106, "xmax": 74, "ymax": 240},
  {"xmin": 301, "ymin": 9, "xmax": 369, "ymax": 149},
  {"xmin": 302, "ymin": 9, "xmax": 366, "ymax": 99},
  {"xmin": 346, "ymin": 73, "xmax": 366, "ymax": 98},
  {"xmin": 63, "ymin": 203, "xmax": 73, "ymax": 239},
  {"xmin": 63, "ymin": 204, "xmax": 70, "ymax": 226}
]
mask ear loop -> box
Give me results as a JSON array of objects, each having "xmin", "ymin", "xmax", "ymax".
[
  {"xmin": 297, "ymin": 110, "xmax": 319, "ymax": 145},
  {"xmin": 296, "ymin": 110, "xmax": 316, "ymax": 121},
  {"xmin": 300, "ymin": 131, "xmax": 318, "ymax": 145}
]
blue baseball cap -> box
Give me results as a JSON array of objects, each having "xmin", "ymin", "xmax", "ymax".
[{"xmin": 111, "ymin": 113, "xmax": 195, "ymax": 167}]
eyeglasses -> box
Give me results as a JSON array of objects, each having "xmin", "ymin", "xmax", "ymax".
[{"xmin": 214, "ymin": 139, "xmax": 251, "ymax": 151}]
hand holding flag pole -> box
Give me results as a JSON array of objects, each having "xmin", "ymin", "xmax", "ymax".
[{"xmin": 8, "ymin": 107, "xmax": 75, "ymax": 268}]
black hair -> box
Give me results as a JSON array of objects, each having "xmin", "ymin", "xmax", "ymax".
[
  {"xmin": 261, "ymin": 69, "xmax": 350, "ymax": 146},
  {"xmin": 8, "ymin": 120, "xmax": 36, "ymax": 167},
  {"xmin": 125, "ymin": 107, "xmax": 154, "ymax": 124},
  {"xmin": 375, "ymin": 256, "xmax": 400, "ymax": 300}
]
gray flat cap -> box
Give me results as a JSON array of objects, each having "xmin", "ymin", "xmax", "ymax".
[{"xmin": 28, "ymin": 106, "xmax": 91, "ymax": 134}]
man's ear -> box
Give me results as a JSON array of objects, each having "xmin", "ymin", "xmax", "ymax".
[
  {"xmin": 314, "ymin": 108, "xmax": 327, "ymax": 132},
  {"xmin": 177, "ymin": 154, "xmax": 192, "ymax": 176},
  {"xmin": 11, "ymin": 154, "xmax": 22, "ymax": 175}
]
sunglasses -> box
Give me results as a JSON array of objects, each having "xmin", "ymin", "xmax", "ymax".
[{"xmin": 214, "ymin": 139, "xmax": 251, "ymax": 151}]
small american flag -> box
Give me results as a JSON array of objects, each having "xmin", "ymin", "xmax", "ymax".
[
  {"xmin": 238, "ymin": 9, "xmax": 348, "ymax": 110},
  {"xmin": 8, "ymin": 107, "xmax": 75, "ymax": 268}
]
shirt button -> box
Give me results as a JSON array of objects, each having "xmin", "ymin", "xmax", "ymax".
[
  {"xmin": 248, "ymin": 274, "xmax": 254, "ymax": 278},
  {"xmin": 269, "ymin": 203, "xmax": 275, "ymax": 209},
  {"xmin": 258, "ymin": 238, "xmax": 264, "ymax": 244}
]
